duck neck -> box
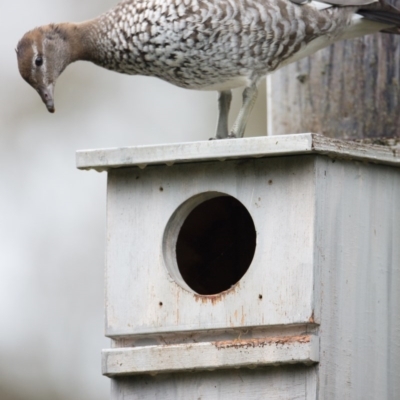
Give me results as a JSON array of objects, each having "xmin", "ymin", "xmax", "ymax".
[{"xmin": 57, "ymin": 20, "xmax": 103, "ymax": 64}]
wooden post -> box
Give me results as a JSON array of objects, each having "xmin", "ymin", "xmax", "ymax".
[
  {"xmin": 269, "ymin": 35, "xmax": 400, "ymax": 139},
  {"xmin": 78, "ymin": 134, "xmax": 400, "ymax": 399}
]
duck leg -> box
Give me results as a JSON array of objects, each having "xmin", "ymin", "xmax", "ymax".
[
  {"xmin": 229, "ymin": 84, "xmax": 258, "ymax": 138},
  {"xmin": 215, "ymin": 90, "xmax": 232, "ymax": 139}
]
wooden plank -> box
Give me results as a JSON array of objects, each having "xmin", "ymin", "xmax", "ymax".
[
  {"xmin": 76, "ymin": 133, "xmax": 313, "ymax": 171},
  {"xmin": 312, "ymin": 134, "xmax": 400, "ymax": 166},
  {"xmin": 111, "ymin": 365, "xmax": 317, "ymax": 399},
  {"xmin": 76, "ymin": 134, "xmax": 400, "ymax": 171},
  {"xmin": 314, "ymin": 158, "xmax": 400, "ymax": 398},
  {"xmin": 103, "ymin": 335, "xmax": 319, "ymax": 376},
  {"xmin": 105, "ymin": 156, "xmax": 317, "ymax": 337},
  {"xmin": 269, "ymin": 35, "xmax": 400, "ymax": 140}
]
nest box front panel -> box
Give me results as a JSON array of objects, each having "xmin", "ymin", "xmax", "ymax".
[{"xmin": 105, "ymin": 155, "xmax": 316, "ymax": 337}]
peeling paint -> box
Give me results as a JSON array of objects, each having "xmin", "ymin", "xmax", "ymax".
[{"xmin": 214, "ymin": 335, "xmax": 311, "ymax": 350}]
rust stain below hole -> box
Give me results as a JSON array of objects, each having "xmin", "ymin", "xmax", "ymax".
[{"xmin": 193, "ymin": 284, "xmax": 239, "ymax": 304}]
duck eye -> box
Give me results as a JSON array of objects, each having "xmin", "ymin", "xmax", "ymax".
[{"xmin": 35, "ymin": 56, "xmax": 43, "ymax": 67}]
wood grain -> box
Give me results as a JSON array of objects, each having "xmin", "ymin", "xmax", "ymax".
[
  {"xmin": 314, "ymin": 157, "xmax": 400, "ymax": 399},
  {"xmin": 76, "ymin": 134, "xmax": 400, "ymax": 171},
  {"xmin": 105, "ymin": 156, "xmax": 316, "ymax": 337},
  {"xmin": 111, "ymin": 366, "xmax": 317, "ymax": 400},
  {"xmin": 270, "ymin": 35, "xmax": 400, "ymax": 139},
  {"xmin": 103, "ymin": 335, "xmax": 319, "ymax": 376}
]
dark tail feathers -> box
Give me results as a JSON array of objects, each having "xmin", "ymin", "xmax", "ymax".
[{"xmin": 358, "ymin": 0, "xmax": 400, "ymax": 33}]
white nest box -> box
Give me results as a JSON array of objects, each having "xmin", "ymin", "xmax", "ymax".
[{"xmin": 77, "ymin": 134, "xmax": 400, "ymax": 399}]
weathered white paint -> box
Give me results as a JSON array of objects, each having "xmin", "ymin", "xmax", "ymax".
[
  {"xmin": 103, "ymin": 335, "xmax": 319, "ymax": 376},
  {"xmin": 313, "ymin": 157, "xmax": 400, "ymax": 399},
  {"xmin": 111, "ymin": 366, "xmax": 318, "ymax": 400},
  {"xmin": 76, "ymin": 133, "xmax": 400, "ymax": 172},
  {"xmin": 77, "ymin": 134, "xmax": 400, "ymax": 398},
  {"xmin": 106, "ymin": 156, "xmax": 317, "ymax": 337}
]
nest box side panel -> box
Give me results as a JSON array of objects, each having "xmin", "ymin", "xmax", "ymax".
[{"xmin": 314, "ymin": 157, "xmax": 400, "ymax": 399}]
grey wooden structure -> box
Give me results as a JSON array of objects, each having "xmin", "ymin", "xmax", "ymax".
[
  {"xmin": 269, "ymin": 35, "xmax": 400, "ymax": 139},
  {"xmin": 77, "ymin": 134, "xmax": 400, "ymax": 399}
]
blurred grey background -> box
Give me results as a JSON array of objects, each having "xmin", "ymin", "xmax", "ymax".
[{"xmin": 0, "ymin": 1, "xmax": 266, "ymax": 399}]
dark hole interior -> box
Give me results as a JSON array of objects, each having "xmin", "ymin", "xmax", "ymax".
[{"xmin": 176, "ymin": 196, "xmax": 256, "ymax": 295}]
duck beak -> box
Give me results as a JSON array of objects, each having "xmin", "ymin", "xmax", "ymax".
[{"xmin": 38, "ymin": 84, "xmax": 55, "ymax": 113}]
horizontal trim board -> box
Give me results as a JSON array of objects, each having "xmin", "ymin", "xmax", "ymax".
[
  {"xmin": 102, "ymin": 334, "xmax": 319, "ymax": 376},
  {"xmin": 76, "ymin": 133, "xmax": 400, "ymax": 171}
]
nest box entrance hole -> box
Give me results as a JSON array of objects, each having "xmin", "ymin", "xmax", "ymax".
[{"xmin": 163, "ymin": 193, "xmax": 256, "ymax": 295}]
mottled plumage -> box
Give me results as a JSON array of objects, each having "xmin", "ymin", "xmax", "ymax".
[{"xmin": 16, "ymin": 0, "xmax": 400, "ymax": 138}]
